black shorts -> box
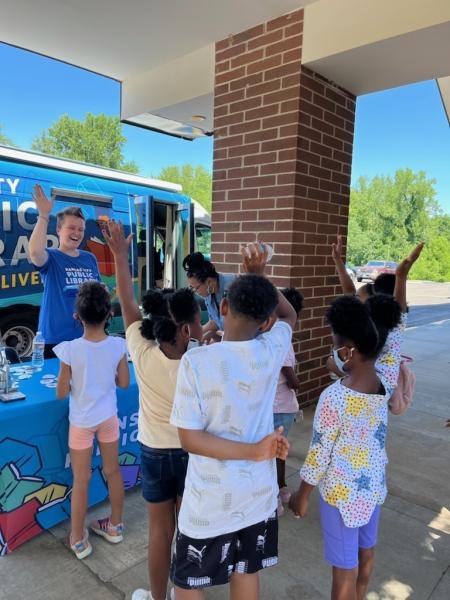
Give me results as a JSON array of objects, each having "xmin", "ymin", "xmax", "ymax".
[{"xmin": 171, "ymin": 510, "xmax": 278, "ymax": 589}]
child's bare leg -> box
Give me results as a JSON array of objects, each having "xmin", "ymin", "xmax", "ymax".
[
  {"xmin": 331, "ymin": 566, "xmax": 358, "ymax": 600},
  {"xmin": 99, "ymin": 440, "xmax": 123, "ymax": 525},
  {"xmin": 147, "ymin": 499, "xmax": 177, "ymax": 600},
  {"xmin": 173, "ymin": 587, "xmax": 205, "ymax": 600},
  {"xmin": 356, "ymin": 547, "xmax": 375, "ymax": 600},
  {"xmin": 230, "ymin": 571, "xmax": 259, "ymax": 600},
  {"xmin": 69, "ymin": 447, "xmax": 92, "ymax": 541}
]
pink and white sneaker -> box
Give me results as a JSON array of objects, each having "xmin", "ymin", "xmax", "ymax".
[{"xmin": 90, "ymin": 517, "xmax": 123, "ymax": 543}]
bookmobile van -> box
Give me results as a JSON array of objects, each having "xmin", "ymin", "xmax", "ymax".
[{"xmin": 0, "ymin": 146, "xmax": 211, "ymax": 357}]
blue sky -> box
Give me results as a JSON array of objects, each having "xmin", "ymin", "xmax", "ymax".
[{"xmin": 1, "ymin": 42, "xmax": 449, "ymax": 213}]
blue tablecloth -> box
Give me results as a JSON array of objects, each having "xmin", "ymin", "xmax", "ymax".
[{"xmin": 0, "ymin": 358, "xmax": 140, "ymax": 555}]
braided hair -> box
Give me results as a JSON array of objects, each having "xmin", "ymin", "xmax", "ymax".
[{"xmin": 140, "ymin": 288, "xmax": 200, "ymax": 345}]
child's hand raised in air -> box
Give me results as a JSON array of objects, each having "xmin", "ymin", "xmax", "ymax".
[
  {"xmin": 241, "ymin": 242, "xmax": 267, "ymax": 276},
  {"xmin": 253, "ymin": 427, "xmax": 289, "ymax": 461},
  {"xmin": 103, "ymin": 219, "xmax": 133, "ymax": 257},
  {"xmin": 396, "ymin": 241, "xmax": 425, "ymax": 278},
  {"xmin": 331, "ymin": 235, "xmax": 344, "ymax": 264}
]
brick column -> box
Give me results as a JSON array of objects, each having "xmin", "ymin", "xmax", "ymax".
[{"xmin": 212, "ymin": 9, "xmax": 356, "ymax": 406}]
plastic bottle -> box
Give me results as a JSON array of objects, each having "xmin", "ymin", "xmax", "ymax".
[
  {"xmin": 0, "ymin": 343, "xmax": 7, "ymax": 392},
  {"xmin": 31, "ymin": 331, "xmax": 45, "ymax": 371},
  {"xmin": 259, "ymin": 242, "xmax": 274, "ymax": 262},
  {"xmin": 244, "ymin": 242, "xmax": 274, "ymax": 262}
]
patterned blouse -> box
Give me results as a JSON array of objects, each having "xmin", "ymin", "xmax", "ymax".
[{"xmin": 299, "ymin": 313, "xmax": 406, "ymax": 527}]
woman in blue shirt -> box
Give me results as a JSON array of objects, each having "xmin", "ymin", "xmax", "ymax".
[{"xmin": 182, "ymin": 252, "xmax": 236, "ymax": 343}]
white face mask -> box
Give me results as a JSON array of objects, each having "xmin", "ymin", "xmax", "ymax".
[{"xmin": 332, "ymin": 346, "xmax": 354, "ymax": 373}]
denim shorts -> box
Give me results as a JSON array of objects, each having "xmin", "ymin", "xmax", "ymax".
[
  {"xmin": 140, "ymin": 444, "xmax": 188, "ymax": 503},
  {"xmin": 273, "ymin": 412, "xmax": 296, "ymax": 438},
  {"xmin": 319, "ymin": 496, "xmax": 381, "ymax": 569}
]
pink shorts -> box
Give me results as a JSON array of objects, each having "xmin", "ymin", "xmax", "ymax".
[{"xmin": 69, "ymin": 415, "xmax": 120, "ymax": 450}]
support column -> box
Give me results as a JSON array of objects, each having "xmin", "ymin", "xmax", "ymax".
[{"xmin": 212, "ymin": 9, "xmax": 356, "ymax": 405}]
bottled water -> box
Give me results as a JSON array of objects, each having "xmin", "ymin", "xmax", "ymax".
[
  {"xmin": 0, "ymin": 343, "xmax": 8, "ymax": 392},
  {"xmin": 259, "ymin": 242, "xmax": 274, "ymax": 262},
  {"xmin": 244, "ymin": 242, "xmax": 274, "ymax": 262},
  {"xmin": 31, "ymin": 331, "xmax": 45, "ymax": 371}
]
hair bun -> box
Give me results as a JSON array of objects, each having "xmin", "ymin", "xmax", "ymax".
[{"xmin": 182, "ymin": 252, "xmax": 205, "ymax": 272}]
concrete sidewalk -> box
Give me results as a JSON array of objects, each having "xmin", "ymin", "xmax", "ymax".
[{"xmin": 1, "ymin": 319, "xmax": 449, "ymax": 600}]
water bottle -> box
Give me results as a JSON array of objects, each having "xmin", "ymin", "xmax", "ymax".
[
  {"xmin": 0, "ymin": 343, "xmax": 7, "ymax": 392},
  {"xmin": 244, "ymin": 241, "xmax": 274, "ymax": 262},
  {"xmin": 259, "ymin": 242, "xmax": 274, "ymax": 262},
  {"xmin": 31, "ymin": 331, "xmax": 45, "ymax": 371}
]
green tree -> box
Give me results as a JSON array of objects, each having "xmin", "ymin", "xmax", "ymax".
[
  {"xmin": 31, "ymin": 113, "xmax": 138, "ymax": 172},
  {"xmin": 348, "ymin": 169, "xmax": 438, "ymax": 265},
  {"xmin": 0, "ymin": 124, "xmax": 14, "ymax": 146},
  {"xmin": 157, "ymin": 164, "xmax": 212, "ymax": 212}
]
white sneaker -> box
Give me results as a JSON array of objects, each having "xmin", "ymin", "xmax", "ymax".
[
  {"xmin": 131, "ymin": 590, "xmax": 152, "ymax": 600},
  {"xmin": 131, "ymin": 587, "xmax": 174, "ymax": 600}
]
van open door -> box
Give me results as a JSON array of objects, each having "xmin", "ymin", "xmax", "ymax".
[{"xmin": 133, "ymin": 197, "xmax": 193, "ymax": 295}]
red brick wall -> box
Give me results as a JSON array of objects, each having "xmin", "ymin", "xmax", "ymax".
[{"xmin": 212, "ymin": 9, "xmax": 356, "ymax": 406}]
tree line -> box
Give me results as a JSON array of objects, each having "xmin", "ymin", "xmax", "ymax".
[{"xmin": 1, "ymin": 114, "xmax": 449, "ymax": 281}]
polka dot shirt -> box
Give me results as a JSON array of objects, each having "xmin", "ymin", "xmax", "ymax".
[{"xmin": 300, "ymin": 314, "xmax": 406, "ymax": 527}]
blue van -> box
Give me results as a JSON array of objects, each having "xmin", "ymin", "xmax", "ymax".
[{"xmin": 0, "ymin": 146, "xmax": 211, "ymax": 356}]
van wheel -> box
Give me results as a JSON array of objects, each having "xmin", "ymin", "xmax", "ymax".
[{"xmin": 0, "ymin": 314, "xmax": 37, "ymax": 358}]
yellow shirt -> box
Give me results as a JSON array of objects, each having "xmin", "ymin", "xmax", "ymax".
[{"xmin": 126, "ymin": 321, "xmax": 181, "ymax": 448}]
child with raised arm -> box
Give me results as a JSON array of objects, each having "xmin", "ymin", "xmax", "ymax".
[
  {"xmin": 54, "ymin": 281, "xmax": 129, "ymax": 559},
  {"xmin": 289, "ymin": 293, "xmax": 402, "ymax": 600},
  {"xmin": 29, "ymin": 184, "xmax": 100, "ymax": 357},
  {"xmin": 328, "ymin": 238, "xmax": 424, "ymax": 395},
  {"xmin": 170, "ymin": 243, "xmax": 296, "ymax": 600}
]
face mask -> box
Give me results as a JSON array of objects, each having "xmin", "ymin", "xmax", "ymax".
[
  {"xmin": 187, "ymin": 338, "xmax": 201, "ymax": 352},
  {"xmin": 332, "ymin": 346, "xmax": 353, "ymax": 373}
]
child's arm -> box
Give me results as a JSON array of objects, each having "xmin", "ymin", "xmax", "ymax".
[
  {"xmin": 115, "ymin": 354, "xmax": 130, "ymax": 388},
  {"xmin": 289, "ymin": 480, "xmax": 315, "ymax": 518},
  {"xmin": 281, "ymin": 366, "xmax": 300, "ymax": 390},
  {"xmin": 177, "ymin": 427, "xmax": 289, "ymax": 462},
  {"xmin": 332, "ymin": 235, "xmax": 356, "ymax": 295},
  {"xmin": 29, "ymin": 184, "xmax": 52, "ymax": 267},
  {"xmin": 394, "ymin": 242, "xmax": 424, "ymax": 312},
  {"xmin": 56, "ymin": 361, "xmax": 71, "ymax": 399},
  {"xmin": 241, "ymin": 243, "xmax": 297, "ymax": 329},
  {"xmin": 103, "ymin": 220, "xmax": 142, "ymax": 328},
  {"xmin": 289, "ymin": 387, "xmax": 341, "ymax": 517}
]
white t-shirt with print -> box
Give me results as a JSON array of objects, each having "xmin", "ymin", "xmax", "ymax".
[
  {"xmin": 54, "ymin": 336, "xmax": 127, "ymax": 427},
  {"xmin": 170, "ymin": 320, "xmax": 292, "ymax": 539}
]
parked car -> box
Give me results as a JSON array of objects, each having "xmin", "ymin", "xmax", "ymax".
[
  {"xmin": 345, "ymin": 264, "xmax": 357, "ymax": 282},
  {"xmin": 356, "ymin": 260, "xmax": 398, "ymax": 282}
]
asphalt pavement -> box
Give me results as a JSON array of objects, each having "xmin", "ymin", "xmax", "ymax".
[{"xmin": 1, "ymin": 282, "xmax": 449, "ymax": 600}]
